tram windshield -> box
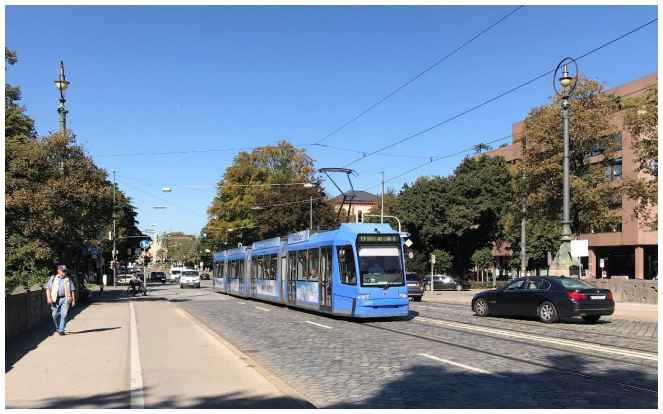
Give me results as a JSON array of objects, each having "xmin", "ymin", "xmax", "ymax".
[{"xmin": 357, "ymin": 246, "xmax": 404, "ymax": 287}]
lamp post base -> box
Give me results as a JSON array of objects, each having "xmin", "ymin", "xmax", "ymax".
[{"xmin": 548, "ymin": 240, "xmax": 582, "ymax": 277}]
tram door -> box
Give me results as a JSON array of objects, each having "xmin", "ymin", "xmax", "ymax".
[
  {"xmin": 281, "ymin": 255, "xmax": 287, "ymax": 302},
  {"xmin": 238, "ymin": 260, "xmax": 245, "ymax": 294},
  {"xmin": 250, "ymin": 257, "xmax": 257, "ymax": 296},
  {"xmin": 320, "ymin": 247, "xmax": 332, "ymax": 312},
  {"xmin": 287, "ymin": 252, "xmax": 297, "ymax": 305}
]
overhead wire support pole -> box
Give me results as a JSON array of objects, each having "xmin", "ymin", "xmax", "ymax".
[
  {"xmin": 381, "ymin": 171, "xmax": 384, "ymax": 224},
  {"xmin": 113, "ymin": 169, "xmax": 117, "ymax": 287}
]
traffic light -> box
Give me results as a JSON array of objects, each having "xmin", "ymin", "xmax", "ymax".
[{"xmin": 357, "ymin": 210, "xmax": 363, "ymax": 223}]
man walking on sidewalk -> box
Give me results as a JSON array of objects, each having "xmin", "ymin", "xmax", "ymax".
[{"xmin": 46, "ymin": 265, "xmax": 76, "ymax": 336}]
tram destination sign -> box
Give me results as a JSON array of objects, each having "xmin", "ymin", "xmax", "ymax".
[{"xmin": 357, "ymin": 234, "xmax": 400, "ymax": 244}]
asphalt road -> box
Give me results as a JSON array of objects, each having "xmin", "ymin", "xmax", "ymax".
[{"xmin": 151, "ymin": 281, "xmax": 658, "ymax": 409}]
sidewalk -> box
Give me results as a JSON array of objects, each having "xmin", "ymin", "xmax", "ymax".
[
  {"xmin": 422, "ymin": 289, "xmax": 659, "ymax": 322},
  {"xmin": 5, "ymin": 286, "xmax": 312, "ymax": 409}
]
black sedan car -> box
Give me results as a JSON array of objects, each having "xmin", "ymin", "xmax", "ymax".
[
  {"xmin": 423, "ymin": 275, "xmax": 470, "ymax": 291},
  {"xmin": 471, "ymin": 276, "xmax": 614, "ymax": 323}
]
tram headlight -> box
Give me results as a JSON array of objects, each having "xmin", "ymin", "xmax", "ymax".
[
  {"xmin": 399, "ymin": 293, "xmax": 408, "ymax": 298},
  {"xmin": 357, "ymin": 294, "xmax": 370, "ymax": 300}
]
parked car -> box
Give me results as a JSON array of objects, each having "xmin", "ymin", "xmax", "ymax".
[
  {"xmin": 405, "ymin": 272, "xmax": 425, "ymax": 301},
  {"xmin": 471, "ymin": 276, "xmax": 615, "ymax": 324},
  {"xmin": 180, "ymin": 270, "xmax": 201, "ymax": 289},
  {"xmin": 423, "ymin": 275, "xmax": 470, "ymax": 291},
  {"xmin": 150, "ymin": 271, "xmax": 166, "ymax": 283}
]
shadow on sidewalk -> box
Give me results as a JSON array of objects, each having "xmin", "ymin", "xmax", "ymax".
[
  {"xmin": 4, "ymin": 288, "xmax": 123, "ymax": 374},
  {"xmin": 6, "ymin": 386, "xmax": 308, "ymax": 409}
]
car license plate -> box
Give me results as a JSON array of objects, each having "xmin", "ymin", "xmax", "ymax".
[{"xmin": 590, "ymin": 295, "xmax": 606, "ymax": 300}]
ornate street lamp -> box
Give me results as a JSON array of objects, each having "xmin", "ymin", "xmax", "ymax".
[
  {"xmin": 549, "ymin": 57, "xmax": 582, "ymax": 276},
  {"xmin": 54, "ymin": 61, "xmax": 70, "ymax": 135}
]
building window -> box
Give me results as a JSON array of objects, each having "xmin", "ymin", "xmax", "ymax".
[{"xmin": 605, "ymin": 158, "xmax": 623, "ymax": 180}]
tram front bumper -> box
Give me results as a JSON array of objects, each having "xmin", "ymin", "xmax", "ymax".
[{"xmin": 353, "ymin": 298, "xmax": 410, "ymax": 317}]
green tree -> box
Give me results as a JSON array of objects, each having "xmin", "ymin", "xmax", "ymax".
[
  {"xmin": 252, "ymin": 182, "xmax": 336, "ymax": 240},
  {"xmin": 620, "ymin": 86, "xmax": 658, "ymax": 230},
  {"xmin": 431, "ymin": 249, "xmax": 453, "ymax": 274},
  {"xmin": 471, "ymin": 248, "xmax": 494, "ymax": 282},
  {"xmin": 473, "ymin": 143, "xmax": 493, "ymax": 154},
  {"xmin": 393, "ymin": 155, "xmax": 512, "ymax": 275},
  {"xmin": 365, "ymin": 188, "xmax": 398, "ymax": 226},
  {"xmin": 205, "ymin": 140, "xmax": 324, "ymax": 248},
  {"xmin": 5, "ymin": 48, "xmax": 141, "ymax": 292},
  {"xmin": 505, "ymin": 75, "xmax": 631, "ymax": 268}
]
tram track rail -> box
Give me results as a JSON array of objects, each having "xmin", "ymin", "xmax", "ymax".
[
  {"xmin": 411, "ymin": 303, "xmax": 658, "ymax": 351},
  {"xmin": 363, "ymin": 320, "xmax": 659, "ymax": 396}
]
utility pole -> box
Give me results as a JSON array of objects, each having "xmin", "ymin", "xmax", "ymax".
[
  {"xmin": 112, "ymin": 169, "xmax": 117, "ymax": 287},
  {"xmin": 521, "ymin": 139, "xmax": 527, "ymax": 277},
  {"xmin": 310, "ymin": 195, "xmax": 313, "ymax": 231},
  {"xmin": 381, "ymin": 171, "xmax": 384, "ymax": 223}
]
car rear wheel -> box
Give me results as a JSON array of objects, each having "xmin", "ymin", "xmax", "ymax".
[
  {"xmin": 455, "ymin": 284, "xmax": 462, "ymax": 291},
  {"xmin": 538, "ymin": 301, "xmax": 558, "ymax": 323},
  {"xmin": 474, "ymin": 298, "xmax": 489, "ymax": 316},
  {"xmin": 413, "ymin": 296, "xmax": 422, "ymax": 302},
  {"xmin": 582, "ymin": 315, "xmax": 601, "ymax": 323},
  {"xmin": 180, "ymin": 284, "xmax": 183, "ymax": 289}
]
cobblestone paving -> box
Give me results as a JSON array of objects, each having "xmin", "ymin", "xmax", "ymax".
[
  {"xmin": 412, "ymin": 302, "xmax": 659, "ymax": 349},
  {"xmin": 172, "ymin": 289, "xmax": 658, "ymax": 409}
]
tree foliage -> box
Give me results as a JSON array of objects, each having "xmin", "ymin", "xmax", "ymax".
[
  {"xmin": 5, "ymin": 48, "xmax": 140, "ymax": 292},
  {"xmin": 431, "ymin": 249, "xmax": 453, "ymax": 273},
  {"xmin": 620, "ymin": 86, "xmax": 658, "ymax": 230},
  {"xmin": 205, "ymin": 140, "xmax": 336, "ymax": 249},
  {"xmin": 505, "ymin": 75, "xmax": 655, "ymax": 268},
  {"xmin": 394, "ymin": 155, "xmax": 512, "ymax": 276}
]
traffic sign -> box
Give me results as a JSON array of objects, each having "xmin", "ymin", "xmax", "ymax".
[
  {"xmin": 408, "ymin": 252, "xmax": 414, "ymax": 259},
  {"xmin": 399, "ymin": 232, "xmax": 411, "ymax": 238},
  {"xmin": 91, "ymin": 248, "xmax": 99, "ymax": 256},
  {"xmin": 140, "ymin": 240, "xmax": 151, "ymax": 249},
  {"xmin": 404, "ymin": 239, "xmax": 413, "ymax": 248}
]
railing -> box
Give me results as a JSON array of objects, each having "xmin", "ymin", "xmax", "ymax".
[{"xmin": 5, "ymin": 285, "xmax": 52, "ymax": 341}]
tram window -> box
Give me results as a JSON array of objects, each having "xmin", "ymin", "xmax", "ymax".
[
  {"xmin": 357, "ymin": 246, "xmax": 404, "ymax": 287},
  {"xmin": 269, "ymin": 254, "xmax": 278, "ymax": 280},
  {"xmin": 337, "ymin": 246, "xmax": 357, "ymax": 285},
  {"xmin": 237, "ymin": 260, "xmax": 244, "ymax": 279},
  {"xmin": 288, "ymin": 252, "xmax": 297, "ymax": 280},
  {"xmin": 297, "ymin": 250, "xmax": 308, "ymax": 281},
  {"xmin": 308, "ymin": 249, "xmax": 320, "ymax": 281},
  {"xmin": 321, "ymin": 247, "xmax": 332, "ymax": 281}
]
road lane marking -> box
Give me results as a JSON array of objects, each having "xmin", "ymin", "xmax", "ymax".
[
  {"xmin": 236, "ymin": 302, "xmax": 245, "ymax": 305},
  {"xmin": 256, "ymin": 307, "xmax": 270, "ymax": 312},
  {"xmin": 418, "ymin": 353, "xmax": 505, "ymax": 378},
  {"xmin": 417, "ymin": 317, "xmax": 658, "ymax": 362},
  {"xmin": 306, "ymin": 321, "xmax": 333, "ymax": 329},
  {"xmin": 129, "ymin": 302, "xmax": 145, "ymax": 409}
]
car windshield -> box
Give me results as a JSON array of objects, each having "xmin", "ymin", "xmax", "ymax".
[
  {"xmin": 182, "ymin": 271, "xmax": 199, "ymax": 276},
  {"xmin": 357, "ymin": 246, "xmax": 404, "ymax": 287},
  {"xmin": 171, "ymin": 270, "xmax": 181, "ymax": 275},
  {"xmin": 559, "ymin": 279, "xmax": 597, "ymax": 289}
]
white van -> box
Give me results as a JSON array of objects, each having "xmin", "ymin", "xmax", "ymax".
[
  {"xmin": 180, "ymin": 270, "xmax": 201, "ymax": 289},
  {"xmin": 168, "ymin": 267, "xmax": 184, "ymax": 283}
]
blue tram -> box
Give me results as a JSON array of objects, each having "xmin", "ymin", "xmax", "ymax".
[{"xmin": 212, "ymin": 223, "xmax": 409, "ymax": 318}]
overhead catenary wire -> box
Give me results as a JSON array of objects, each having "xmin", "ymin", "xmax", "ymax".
[
  {"xmin": 359, "ymin": 81, "xmax": 659, "ymax": 192},
  {"xmin": 341, "ymin": 18, "xmax": 658, "ymax": 169},
  {"xmin": 314, "ymin": 5, "xmax": 524, "ymax": 145}
]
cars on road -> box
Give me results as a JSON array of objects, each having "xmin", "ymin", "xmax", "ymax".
[
  {"xmin": 180, "ymin": 270, "xmax": 201, "ymax": 289},
  {"xmin": 150, "ymin": 271, "xmax": 167, "ymax": 283},
  {"xmin": 200, "ymin": 272, "xmax": 211, "ymax": 280},
  {"xmin": 168, "ymin": 267, "xmax": 184, "ymax": 283},
  {"xmin": 423, "ymin": 275, "xmax": 470, "ymax": 291},
  {"xmin": 405, "ymin": 272, "xmax": 425, "ymax": 301},
  {"xmin": 471, "ymin": 276, "xmax": 615, "ymax": 323}
]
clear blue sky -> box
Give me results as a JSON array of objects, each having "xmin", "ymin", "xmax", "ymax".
[{"xmin": 5, "ymin": 5, "xmax": 658, "ymax": 237}]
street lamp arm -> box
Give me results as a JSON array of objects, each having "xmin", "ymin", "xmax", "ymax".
[{"xmin": 363, "ymin": 214, "xmax": 401, "ymax": 233}]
